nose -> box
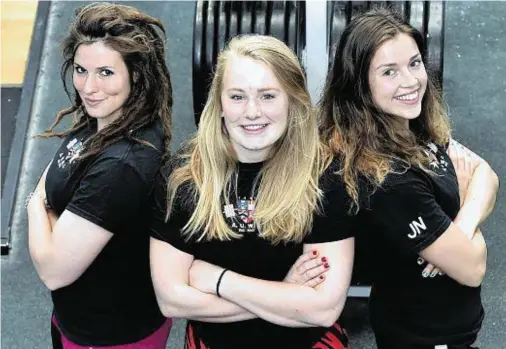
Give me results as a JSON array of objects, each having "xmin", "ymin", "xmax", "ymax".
[
  {"xmin": 82, "ymin": 74, "xmax": 99, "ymax": 94},
  {"xmin": 401, "ymin": 69, "xmax": 419, "ymax": 88},
  {"xmin": 244, "ymin": 98, "xmax": 261, "ymax": 119}
]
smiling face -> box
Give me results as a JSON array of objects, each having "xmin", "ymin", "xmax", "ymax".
[
  {"xmin": 73, "ymin": 41, "xmax": 131, "ymax": 130},
  {"xmin": 368, "ymin": 33, "xmax": 428, "ymax": 127},
  {"xmin": 220, "ymin": 55, "xmax": 289, "ymax": 163}
]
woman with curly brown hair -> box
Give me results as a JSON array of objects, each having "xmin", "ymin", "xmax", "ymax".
[
  {"xmin": 27, "ymin": 3, "xmax": 173, "ymax": 348},
  {"xmin": 319, "ymin": 7, "xmax": 499, "ymax": 349}
]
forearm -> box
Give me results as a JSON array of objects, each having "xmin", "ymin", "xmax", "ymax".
[
  {"xmin": 455, "ymin": 164, "xmax": 499, "ymax": 236},
  {"xmin": 27, "ymin": 197, "xmax": 54, "ymax": 276},
  {"xmin": 157, "ymin": 283, "xmax": 257, "ymax": 322},
  {"xmin": 456, "ymin": 228, "xmax": 488, "ymax": 287},
  {"xmin": 218, "ymin": 271, "xmax": 344, "ymax": 328}
]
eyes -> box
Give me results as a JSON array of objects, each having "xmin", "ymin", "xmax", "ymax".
[
  {"xmin": 382, "ymin": 59, "xmax": 423, "ymax": 77},
  {"xmin": 74, "ymin": 65, "xmax": 114, "ymax": 77},
  {"xmin": 229, "ymin": 93, "xmax": 277, "ymax": 101}
]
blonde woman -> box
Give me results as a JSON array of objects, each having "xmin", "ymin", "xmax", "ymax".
[{"xmin": 150, "ymin": 35, "xmax": 354, "ymax": 349}]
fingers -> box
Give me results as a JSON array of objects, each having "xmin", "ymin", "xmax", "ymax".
[
  {"xmin": 422, "ymin": 264, "xmax": 444, "ymax": 278},
  {"xmin": 464, "ymin": 148, "xmax": 473, "ymax": 174},
  {"xmin": 304, "ymin": 274, "xmax": 326, "ymax": 288},
  {"xmin": 292, "ymin": 249, "xmax": 320, "ymax": 271},
  {"xmin": 455, "ymin": 142, "xmax": 466, "ymax": 171},
  {"xmin": 296, "ymin": 254, "xmax": 328, "ymax": 277},
  {"xmin": 422, "ymin": 263, "xmax": 434, "ymax": 278},
  {"xmin": 301, "ymin": 261, "xmax": 330, "ymax": 282},
  {"xmin": 448, "ymin": 139, "xmax": 464, "ymax": 170}
]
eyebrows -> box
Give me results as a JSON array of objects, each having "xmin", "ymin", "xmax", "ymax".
[
  {"xmin": 225, "ymin": 87, "xmax": 281, "ymax": 93},
  {"xmin": 73, "ymin": 62, "xmax": 116, "ymax": 71},
  {"xmin": 375, "ymin": 53, "xmax": 421, "ymax": 70}
]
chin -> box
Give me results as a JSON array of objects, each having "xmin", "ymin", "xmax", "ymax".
[{"xmin": 396, "ymin": 109, "xmax": 421, "ymax": 121}]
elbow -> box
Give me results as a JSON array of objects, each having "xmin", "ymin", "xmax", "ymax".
[
  {"xmin": 155, "ymin": 287, "xmax": 188, "ymax": 318},
  {"xmin": 310, "ymin": 307, "xmax": 344, "ymax": 328},
  {"xmin": 468, "ymin": 262, "xmax": 487, "ymax": 288},
  {"xmin": 41, "ymin": 275, "xmax": 73, "ymax": 291},
  {"xmin": 158, "ymin": 302, "xmax": 178, "ymax": 318},
  {"xmin": 483, "ymin": 163, "xmax": 500, "ymax": 192},
  {"xmin": 306, "ymin": 297, "xmax": 346, "ymax": 328},
  {"xmin": 154, "ymin": 295, "xmax": 179, "ymax": 318},
  {"xmin": 459, "ymin": 262, "xmax": 486, "ymax": 288},
  {"xmin": 31, "ymin": 255, "xmax": 76, "ymax": 291},
  {"xmin": 489, "ymin": 169, "xmax": 500, "ymax": 195}
]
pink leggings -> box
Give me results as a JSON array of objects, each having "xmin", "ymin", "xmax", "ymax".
[{"xmin": 51, "ymin": 316, "xmax": 172, "ymax": 349}]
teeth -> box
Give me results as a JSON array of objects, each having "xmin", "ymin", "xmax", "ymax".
[
  {"xmin": 243, "ymin": 124, "xmax": 267, "ymax": 130},
  {"xmin": 395, "ymin": 91, "xmax": 418, "ymax": 101}
]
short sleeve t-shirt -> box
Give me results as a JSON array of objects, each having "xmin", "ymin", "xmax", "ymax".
[
  {"xmin": 45, "ymin": 120, "xmax": 167, "ymax": 346},
  {"xmin": 150, "ymin": 158, "xmax": 353, "ymax": 349},
  {"xmin": 355, "ymin": 142, "xmax": 484, "ymax": 345}
]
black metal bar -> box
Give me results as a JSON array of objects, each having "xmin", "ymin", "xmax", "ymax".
[{"xmin": 1, "ymin": 1, "xmax": 52, "ymax": 255}]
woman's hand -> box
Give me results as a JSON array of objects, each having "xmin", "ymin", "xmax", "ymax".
[
  {"xmin": 421, "ymin": 260, "xmax": 444, "ymax": 278},
  {"xmin": 28, "ymin": 163, "xmax": 51, "ymax": 210},
  {"xmin": 189, "ymin": 249, "xmax": 331, "ymax": 296},
  {"xmin": 448, "ymin": 139, "xmax": 474, "ymax": 206},
  {"xmin": 284, "ymin": 250, "xmax": 330, "ymax": 287}
]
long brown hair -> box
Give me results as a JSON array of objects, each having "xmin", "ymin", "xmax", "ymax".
[
  {"xmin": 319, "ymin": 7, "xmax": 451, "ymax": 211},
  {"xmin": 38, "ymin": 2, "xmax": 172, "ymax": 158},
  {"xmin": 168, "ymin": 35, "xmax": 322, "ymax": 244}
]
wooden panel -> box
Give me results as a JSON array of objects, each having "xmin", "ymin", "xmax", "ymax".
[{"xmin": 1, "ymin": 1, "xmax": 38, "ymax": 86}]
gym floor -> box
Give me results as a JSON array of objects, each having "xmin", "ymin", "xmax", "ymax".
[{"xmin": 1, "ymin": 2, "xmax": 504, "ymax": 348}]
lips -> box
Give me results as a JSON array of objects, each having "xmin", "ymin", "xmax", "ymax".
[
  {"xmin": 242, "ymin": 124, "xmax": 268, "ymax": 130},
  {"xmin": 240, "ymin": 124, "xmax": 269, "ymax": 134},
  {"xmin": 84, "ymin": 98, "xmax": 104, "ymax": 106},
  {"xmin": 394, "ymin": 90, "xmax": 420, "ymax": 104}
]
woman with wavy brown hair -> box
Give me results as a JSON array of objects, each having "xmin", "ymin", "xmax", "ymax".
[
  {"xmin": 319, "ymin": 7, "xmax": 499, "ymax": 349},
  {"xmin": 150, "ymin": 34, "xmax": 354, "ymax": 349},
  {"xmin": 27, "ymin": 3, "xmax": 173, "ymax": 348}
]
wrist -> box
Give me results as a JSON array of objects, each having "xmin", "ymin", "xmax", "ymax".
[
  {"xmin": 26, "ymin": 190, "xmax": 51, "ymax": 211},
  {"xmin": 216, "ymin": 269, "xmax": 229, "ymax": 297}
]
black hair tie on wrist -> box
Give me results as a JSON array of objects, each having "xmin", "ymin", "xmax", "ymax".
[{"xmin": 216, "ymin": 269, "xmax": 229, "ymax": 298}]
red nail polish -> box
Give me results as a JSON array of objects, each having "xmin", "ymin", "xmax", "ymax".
[
  {"xmin": 312, "ymin": 250, "xmax": 317, "ymax": 256},
  {"xmin": 319, "ymin": 275, "xmax": 324, "ymax": 279},
  {"xmin": 321, "ymin": 257, "xmax": 327, "ymax": 262},
  {"xmin": 324, "ymin": 263, "xmax": 329, "ymax": 268}
]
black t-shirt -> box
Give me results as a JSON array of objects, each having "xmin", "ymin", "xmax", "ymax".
[
  {"xmin": 45, "ymin": 120, "xmax": 167, "ymax": 346},
  {"xmin": 150, "ymin": 159, "xmax": 353, "ymax": 349},
  {"xmin": 355, "ymin": 142, "xmax": 484, "ymax": 345}
]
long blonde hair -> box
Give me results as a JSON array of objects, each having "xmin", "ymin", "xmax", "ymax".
[{"xmin": 168, "ymin": 35, "xmax": 322, "ymax": 244}]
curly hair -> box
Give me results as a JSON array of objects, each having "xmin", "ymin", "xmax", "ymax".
[{"xmin": 38, "ymin": 2, "xmax": 172, "ymax": 158}]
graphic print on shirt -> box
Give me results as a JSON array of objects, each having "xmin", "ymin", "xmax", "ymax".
[
  {"xmin": 223, "ymin": 196, "xmax": 257, "ymax": 233},
  {"xmin": 57, "ymin": 137, "xmax": 85, "ymax": 169},
  {"xmin": 425, "ymin": 142, "xmax": 449, "ymax": 172}
]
